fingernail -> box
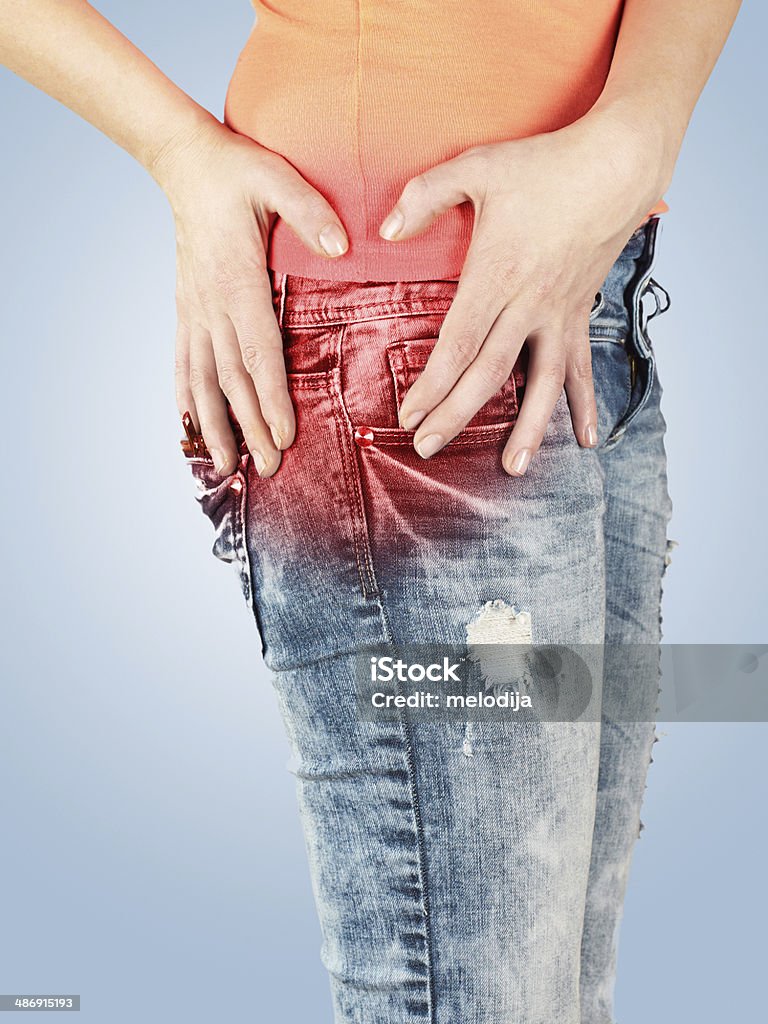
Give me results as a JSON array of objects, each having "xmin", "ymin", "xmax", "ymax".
[
  {"xmin": 415, "ymin": 433, "xmax": 444, "ymax": 459},
  {"xmin": 380, "ymin": 208, "xmax": 405, "ymax": 240},
  {"xmin": 401, "ymin": 409, "xmax": 426, "ymax": 431},
  {"xmin": 583, "ymin": 423, "xmax": 598, "ymax": 447},
  {"xmin": 252, "ymin": 450, "xmax": 267, "ymax": 476},
  {"xmin": 318, "ymin": 223, "xmax": 348, "ymax": 257},
  {"xmin": 508, "ymin": 448, "xmax": 532, "ymax": 475},
  {"xmin": 210, "ymin": 448, "xmax": 228, "ymax": 474},
  {"xmin": 269, "ymin": 423, "xmax": 283, "ymax": 449}
]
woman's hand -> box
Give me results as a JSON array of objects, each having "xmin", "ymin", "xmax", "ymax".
[
  {"xmin": 0, "ymin": 0, "xmax": 737, "ymax": 478},
  {"xmin": 378, "ymin": 108, "xmax": 669, "ymax": 475},
  {"xmin": 152, "ymin": 119, "xmax": 349, "ymax": 477}
]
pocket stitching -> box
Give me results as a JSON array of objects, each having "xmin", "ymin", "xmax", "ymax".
[
  {"xmin": 385, "ymin": 338, "xmax": 519, "ymax": 429},
  {"xmin": 589, "ymin": 340, "xmax": 634, "ymax": 447},
  {"xmin": 359, "ymin": 421, "xmax": 516, "ymax": 448}
]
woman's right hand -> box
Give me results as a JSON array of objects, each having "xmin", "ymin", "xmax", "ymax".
[{"xmin": 152, "ymin": 118, "xmax": 349, "ymax": 477}]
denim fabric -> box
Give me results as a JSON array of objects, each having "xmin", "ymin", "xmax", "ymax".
[{"xmin": 183, "ymin": 218, "xmax": 673, "ymax": 1024}]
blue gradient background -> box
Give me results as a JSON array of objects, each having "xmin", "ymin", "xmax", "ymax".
[{"xmin": 0, "ymin": 2, "xmax": 765, "ymax": 1021}]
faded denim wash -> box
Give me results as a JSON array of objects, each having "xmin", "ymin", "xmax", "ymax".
[{"xmin": 182, "ymin": 216, "xmax": 673, "ymax": 1024}]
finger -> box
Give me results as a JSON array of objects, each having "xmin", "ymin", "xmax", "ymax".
[
  {"xmin": 260, "ymin": 158, "xmax": 350, "ymax": 259},
  {"xmin": 501, "ymin": 335, "xmax": 566, "ymax": 476},
  {"xmin": 563, "ymin": 318, "xmax": 598, "ymax": 448},
  {"xmin": 174, "ymin": 260, "xmax": 198, "ymax": 426},
  {"xmin": 379, "ymin": 147, "xmax": 485, "ymax": 241},
  {"xmin": 174, "ymin": 314, "xmax": 196, "ymax": 427},
  {"xmin": 229, "ymin": 276, "xmax": 295, "ymax": 450},
  {"xmin": 398, "ymin": 256, "xmax": 507, "ymax": 430},
  {"xmin": 208, "ymin": 318, "xmax": 282, "ymax": 478},
  {"xmin": 188, "ymin": 324, "xmax": 239, "ymax": 474},
  {"xmin": 412, "ymin": 308, "xmax": 524, "ymax": 457}
]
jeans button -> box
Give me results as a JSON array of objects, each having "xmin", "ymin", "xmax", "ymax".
[{"xmin": 354, "ymin": 426, "xmax": 375, "ymax": 448}]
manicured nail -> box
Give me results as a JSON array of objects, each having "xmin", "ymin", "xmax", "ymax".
[
  {"xmin": 583, "ymin": 423, "xmax": 598, "ymax": 447},
  {"xmin": 210, "ymin": 448, "xmax": 228, "ymax": 474},
  {"xmin": 401, "ymin": 409, "xmax": 426, "ymax": 431},
  {"xmin": 269, "ymin": 423, "xmax": 283, "ymax": 449},
  {"xmin": 252, "ymin": 450, "xmax": 267, "ymax": 476},
  {"xmin": 318, "ymin": 223, "xmax": 348, "ymax": 257},
  {"xmin": 415, "ymin": 434, "xmax": 444, "ymax": 459},
  {"xmin": 380, "ymin": 208, "xmax": 405, "ymax": 240},
  {"xmin": 508, "ymin": 448, "xmax": 532, "ymax": 475}
]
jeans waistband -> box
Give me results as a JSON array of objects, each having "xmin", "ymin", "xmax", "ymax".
[
  {"xmin": 269, "ymin": 219, "xmax": 654, "ymax": 330},
  {"xmin": 270, "ymin": 270, "xmax": 463, "ymax": 329}
]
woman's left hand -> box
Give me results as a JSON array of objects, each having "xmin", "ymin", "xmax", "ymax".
[{"xmin": 378, "ymin": 108, "xmax": 668, "ymax": 475}]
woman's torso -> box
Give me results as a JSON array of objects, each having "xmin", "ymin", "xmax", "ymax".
[{"xmin": 225, "ymin": 1, "xmax": 659, "ymax": 282}]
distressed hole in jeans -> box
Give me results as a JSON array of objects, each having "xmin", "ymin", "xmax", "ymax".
[{"xmin": 461, "ymin": 600, "xmax": 534, "ymax": 756}]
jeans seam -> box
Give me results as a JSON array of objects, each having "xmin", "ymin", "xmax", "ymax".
[
  {"xmin": 282, "ymin": 302, "xmax": 454, "ymax": 328},
  {"xmin": 329, "ymin": 354, "xmax": 381, "ymax": 600},
  {"xmin": 604, "ymin": 216, "xmax": 662, "ymax": 446},
  {"xmin": 363, "ymin": 425, "xmax": 516, "ymax": 447},
  {"xmin": 343, "ymin": 559, "xmax": 436, "ymax": 1021},
  {"xmin": 360, "ymin": 596, "xmax": 437, "ymax": 1023},
  {"xmin": 394, "ymin": 705, "xmax": 437, "ymax": 1024},
  {"xmin": 286, "ymin": 372, "xmax": 334, "ymax": 389}
]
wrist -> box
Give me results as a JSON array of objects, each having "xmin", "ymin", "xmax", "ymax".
[
  {"xmin": 581, "ymin": 96, "xmax": 681, "ymax": 203},
  {"xmin": 143, "ymin": 106, "xmax": 226, "ymax": 195}
]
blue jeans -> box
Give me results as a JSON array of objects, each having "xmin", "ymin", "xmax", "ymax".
[{"xmin": 183, "ymin": 217, "xmax": 673, "ymax": 1023}]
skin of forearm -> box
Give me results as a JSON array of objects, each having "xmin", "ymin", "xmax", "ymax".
[
  {"xmin": 2, "ymin": 0, "xmax": 740, "ymax": 202},
  {"xmin": 591, "ymin": 0, "xmax": 742, "ymax": 194},
  {"xmin": 0, "ymin": 0, "xmax": 216, "ymax": 179}
]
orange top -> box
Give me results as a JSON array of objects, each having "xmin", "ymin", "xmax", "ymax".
[{"xmin": 225, "ymin": 1, "xmax": 668, "ymax": 282}]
